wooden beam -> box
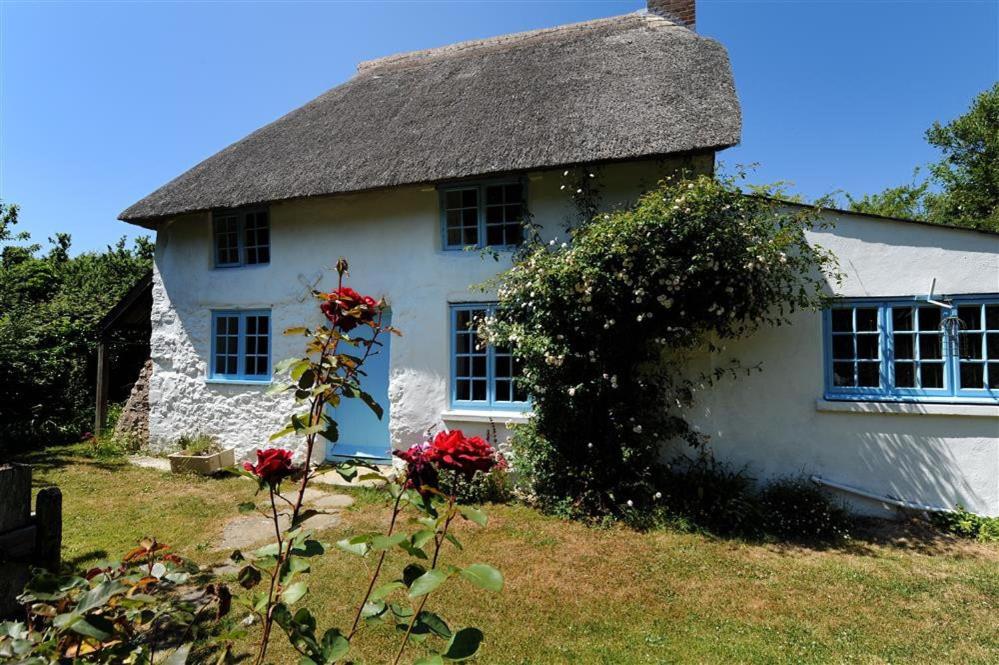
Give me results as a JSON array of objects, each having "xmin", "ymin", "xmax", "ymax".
[
  {"xmin": 35, "ymin": 488, "xmax": 62, "ymax": 572},
  {"xmin": 0, "ymin": 465, "xmax": 31, "ymax": 533},
  {"xmin": 95, "ymin": 341, "xmax": 110, "ymax": 434}
]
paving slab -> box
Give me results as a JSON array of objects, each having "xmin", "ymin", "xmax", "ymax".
[
  {"xmin": 312, "ymin": 465, "xmax": 395, "ymax": 489},
  {"xmin": 216, "ymin": 510, "xmax": 342, "ymax": 551},
  {"xmin": 312, "ymin": 494, "xmax": 355, "ymax": 509},
  {"xmin": 128, "ymin": 456, "xmax": 171, "ymax": 472}
]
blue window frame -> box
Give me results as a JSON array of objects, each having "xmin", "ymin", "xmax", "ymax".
[
  {"xmin": 213, "ymin": 208, "xmax": 270, "ymax": 267},
  {"xmin": 440, "ymin": 180, "xmax": 526, "ymax": 250},
  {"xmin": 450, "ymin": 303, "xmax": 529, "ymax": 409},
  {"xmin": 823, "ymin": 296, "xmax": 999, "ymax": 403},
  {"xmin": 210, "ymin": 310, "xmax": 271, "ymax": 382}
]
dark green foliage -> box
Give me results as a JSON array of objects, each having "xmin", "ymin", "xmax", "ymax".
[
  {"xmin": 654, "ymin": 455, "xmax": 763, "ymax": 537},
  {"xmin": 437, "ymin": 465, "xmax": 513, "ymax": 505},
  {"xmin": 0, "ymin": 200, "xmax": 152, "ymax": 450},
  {"xmin": 848, "ymin": 83, "xmax": 999, "ymax": 232},
  {"xmin": 488, "ymin": 174, "xmax": 835, "ymax": 517},
  {"xmin": 757, "ymin": 477, "xmax": 851, "ymax": 542},
  {"xmin": 930, "ymin": 506, "xmax": 999, "ymax": 543}
]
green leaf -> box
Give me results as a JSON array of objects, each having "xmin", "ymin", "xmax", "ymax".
[
  {"xmin": 371, "ymin": 532, "xmax": 408, "ymax": 551},
  {"xmin": 297, "ymin": 368, "xmax": 317, "ymax": 390},
  {"xmin": 417, "ymin": 611, "xmax": 452, "ymax": 639},
  {"xmin": 402, "ymin": 563, "xmax": 427, "ymax": 588},
  {"xmin": 336, "ymin": 535, "xmax": 372, "ymax": 556},
  {"xmin": 254, "ymin": 542, "xmax": 282, "ymax": 557},
  {"xmin": 281, "ymin": 556, "xmax": 311, "ymax": 585},
  {"xmin": 322, "ymin": 421, "xmax": 339, "ymax": 443},
  {"xmin": 408, "ymin": 568, "xmax": 451, "ymax": 598},
  {"xmin": 443, "ymin": 627, "xmax": 484, "ymax": 661},
  {"xmin": 414, "ymin": 655, "xmax": 445, "ymax": 665},
  {"xmin": 162, "ymin": 643, "xmax": 192, "ymax": 665},
  {"xmin": 290, "ymin": 360, "xmax": 311, "ymax": 380},
  {"xmin": 320, "ymin": 628, "xmax": 350, "ymax": 662},
  {"xmin": 281, "ymin": 581, "xmax": 308, "ymax": 605},
  {"xmin": 370, "ymin": 581, "xmax": 405, "ymax": 601},
  {"xmin": 361, "ymin": 600, "xmax": 386, "ymax": 619},
  {"xmin": 457, "ymin": 505, "xmax": 487, "ymax": 527},
  {"xmin": 70, "ymin": 614, "xmax": 116, "ymax": 641},
  {"xmin": 357, "ymin": 391, "xmax": 384, "ymax": 420},
  {"xmin": 237, "ymin": 501, "xmax": 257, "ymax": 514},
  {"xmin": 275, "ymin": 356, "xmax": 303, "ymax": 373},
  {"xmin": 237, "ymin": 565, "xmax": 262, "ymax": 589},
  {"xmin": 459, "ymin": 564, "xmax": 503, "ymax": 592},
  {"xmin": 411, "ymin": 529, "xmax": 435, "ymax": 549},
  {"xmin": 270, "ymin": 424, "xmax": 296, "ymax": 441},
  {"xmin": 291, "ymin": 539, "xmax": 327, "ymax": 557},
  {"xmin": 444, "ymin": 533, "xmax": 463, "ymax": 551}
]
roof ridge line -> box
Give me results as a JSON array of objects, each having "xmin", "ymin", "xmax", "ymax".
[{"xmin": 356, "ymin": 11, "xmax": 679, "ymax": 75}]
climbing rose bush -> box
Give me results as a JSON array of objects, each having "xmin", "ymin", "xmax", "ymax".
[{"xmin": 481, "ymin": 173, "xmax": 838, "ymax": 517}]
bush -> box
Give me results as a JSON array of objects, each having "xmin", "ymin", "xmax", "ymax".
[
  {"xmin": 931, "ymin": 506, "xmax": 999, "ymax": 543},
  {"xmin": 484, "ymin": 173, "xmax": 836, "ymax": 517},
  {"xmin": 655, "ymin": 455, "xmax": 763, "ymax": 537},
  {"xmin": 438, "ymin": 465, "xmax": 513, "ymax": 505},
  {"xmin": 177, "ymin": 433, "xmax": 221, "ymax": 456},
  {"xmin": 758, "ymin": 478, "xmax": 851, "ymax": 542}
]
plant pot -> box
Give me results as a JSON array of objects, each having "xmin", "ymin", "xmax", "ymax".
[{"xmin": 168, "ymin": 448, "xmax": 235, "ymax": 476}]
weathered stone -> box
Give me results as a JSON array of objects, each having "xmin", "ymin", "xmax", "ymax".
[
  {"xmin": 312, "ymin": 494, "xmax": 355, "ymax": 509},
  {"xmin": 129, "ymin": 456, "xmax": 171, "ymax": 472},
  {"xmin": 216, "ymin": 510, "xmax": 341, "ymax": 551},
  {"xmin": 114, "ymin": 359, "xmax": 152, "ymax": 447}
]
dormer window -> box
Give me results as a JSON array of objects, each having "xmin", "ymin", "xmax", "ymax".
[
  {"xmin": 213, "ymin": 208, "xmax": 270, "ymax": 267},
  {"xmin": 440, "ymin": 181, "xmax": 525, "ymax": 250}
]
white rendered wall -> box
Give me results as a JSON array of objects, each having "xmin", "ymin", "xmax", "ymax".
[
  {"xmin": 147, "ymin": 157, "xmax": 708, "ymax": 462},
  {"xmin": 684, "ymin": 213, "xmax": 999, "ymax": 516},
  {"xmin": 148, "ymin": 173, "xmax": 999, "ymax": 515}
]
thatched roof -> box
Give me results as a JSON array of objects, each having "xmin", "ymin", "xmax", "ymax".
[{"xmin": 120, "ymin": 11, "xmax": 741, "ymax": 225}]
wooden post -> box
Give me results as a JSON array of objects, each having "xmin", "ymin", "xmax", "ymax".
[
  {"xmin": 95, "ymin": 340, "xmax": 110, "ymax": 434},
  {"xmin": 0, "ymin": 465, "xmax": 32, "ymax": 619},
  {"xmin": 35, "ymin": 488, "xmax": 62, "ymax": 573}
]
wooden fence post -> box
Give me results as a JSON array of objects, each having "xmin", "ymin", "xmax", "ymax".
[
  {"xmin": 35, "ymin": 487, "xmax": 62, "ymax": 573},
  {"xmin": 95, "ymin": 340, "xmax": 110, "ymax": 434},
  {"xmin": 0, "ymin": 464, "xmax": 33, "ymax": 619}
]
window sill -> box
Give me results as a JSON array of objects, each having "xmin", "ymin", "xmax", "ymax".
[
  {"xmin": 205, "ymin": 378, "xmax": 273, "ymax": 387},
  {"xmin": 441, "ymin": 409, "xmax": 532, "ymax": 425},
  {"xmin": 816, "ymin": 398, "xmax": 999, "ymax": 418}
]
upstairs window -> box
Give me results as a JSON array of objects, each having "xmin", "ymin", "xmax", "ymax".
[
  {"xmin": 441, "ymin": 181, "xmax": 525, "ymax": 249},
  {"xmin": 213, "ymin": 208, "xmax": 270, "ymax": 267},
  {"xmin": 824, "ymin": 297, "xmax": 999, "ymax": 402},
  {"xmin": 210, "ymin": 310, "xmax": 271, "ymax": 382},
  {"xmin": 450, "ymin": 303, "xmax": 529, "ymax": 409}
]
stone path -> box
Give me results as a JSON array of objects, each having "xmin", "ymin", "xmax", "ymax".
[
  {"xmin": 215, "ymin": 485, "xmax": 355, "ymax": 552},
  {"xmin": 312, "ymin": 464, "xmax": 395, "ymax": 489}
]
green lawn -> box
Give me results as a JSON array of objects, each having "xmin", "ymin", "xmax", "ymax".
[{"xmin": 22, "ymin": 444, "xmax": 999, "ymax": 664}]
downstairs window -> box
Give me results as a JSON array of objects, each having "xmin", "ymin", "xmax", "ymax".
[
  {"xmin": 824, "ymin": 297, "xmax": 999, "ymax": 403},
  {"xmin": 210, "ymin": 310, "xmax": 271, "ymax": 382},
  {"xmin": 450, "ymin": 303, "xmax": 529, "ymax": 409}
]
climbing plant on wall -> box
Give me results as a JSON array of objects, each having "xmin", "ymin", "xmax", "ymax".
[{"xmin": 481, "ymin": 173, "xmax": 839, "ymax": 517}]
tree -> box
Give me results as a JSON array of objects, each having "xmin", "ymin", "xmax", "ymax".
[
  {"xmin": 847, "ymin": 83, "xmax": 999, "ymax": 232},
  {"xmin": 0, "ymin": 201, "xmax": 152, "ymax": 450}
]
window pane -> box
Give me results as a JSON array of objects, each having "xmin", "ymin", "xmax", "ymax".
[
  {"xmin": 986, "ymin": 305, "xmax": 999, "ymax": 330},
  {"xmin": 456, "ymin": 379, "xmax": 470, "ymax": 401},
  {"xmin": 485, "ymin": 205, "xmax": 504, "ymax": 225},
  {"xmin": 960, "ymin": 363, "xmax": 984, "ymax": 389},
  {"xmin": 472, "ymin": 356, "xmax": 487, "ymax": 377},
  {"xmin": 462, "ymin": 189, "xmax": 478, "ymax": 207},
  {"xmin": 918, "ymin": 308, "xmax": 941, "ymax": 331},
  {"xmin": 922, "ymin": 363, "xmax": 944, "ymax": 388},
  {"xmin": 959, "ymin": 333, "xmax": 982, "ymax": 360},
  {"xmin": 462, "ymin": 227, "xmax": 479, "ymax": 245},
  {"xmin": 831, "ymin": 309, "xmax": 852, "ymax": 332},
  {"xmin": 894, "ymin": 362, "xmax": 915, "ymax": 388},
  {"xmin": 855, "ymin": 308, "xmax": 878, "ymax": 332},
  {"xmin": 833, "ymin": 362, "xmax": 853, "ymax": 387},
  {"xmin": 445, "ymin": 190, "xmax": 463, "ymax": 209},
  {"xmin": 472, "ymin": 380, "xmax": 487, "ymax": 401},
  {"xmin": 988, "ymin": 333, "xmax": 999, "ymax": 360},
  {"xmin": 485, "ymin": 185, "xmax": 503, "ymax": 205},
  {"xmin": 505, "ymin": 183, "xmax": 523, "ymax": 201},
  {"xmin": 227, "ymin": 357, "xmax": 238, "ymax": 374},
  {"xmin": 857, "ymin": 362, "xmax": 880, "ymax": 387},
  {"xmin": 447, "ymin": 229, "xmax": 461, "ymax": 246},
  {"xmin": 919, "ymin": 334, "xmax": 943, "ymax": 360},
  {"xmin": 893, "ymin": 334, "xmax": 914, "ymax": 360},
  {"xmin": 495, "ymin": 381, "xmax": 511, "ymax": 402},
  {"xmin": 495, "ymin": 355, "xmax": 511, "ymax": 378},
  {"xmin": 892, "ymin": 307, "xmax": 913, "ymax": 331},
  {"xmin": 486, "ymin": 225, "xmax": 504, "ymax": 246},
  {"xmin": 446, "ymin": 210, "xmax": 462, "ymax": 229},
  {"xmin": 989, "ymin": 363, "xmax": 999, "ymax": 389},
  {"xmin": 959, "ymin": 305, "xmax": 982, "ymax": 330},
  {"xmin": 456, "ymin": 357, "xmax": 470, "ymax": 377},
  {"xmin": 856, "ymin": 334, "xmax": 879, "ymax": 360}
]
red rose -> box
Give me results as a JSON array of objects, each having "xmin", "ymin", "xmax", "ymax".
[
  {"xmin": 427, "ymin": 429, "xmax": 497, "ymax": 478},
  {"xmin": 321, "ymin": 287, "xmax": 379, "ymax": 332},
  {"xmin": 243, "ymin": 448, "xmax": 297, "ymax": 487},
  {"xmin": 393, "ymin": 441, "xmax": 439, "ymax": 494}
]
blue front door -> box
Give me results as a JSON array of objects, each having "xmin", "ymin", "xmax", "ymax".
[{"xmin": 325, "ymin": 312, "xmax": 392, "ymax": 462}]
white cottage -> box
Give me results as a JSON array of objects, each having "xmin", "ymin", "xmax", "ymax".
[{"xmin": 120, "ymin": 1, "xmax": 999, "ymax": 516}]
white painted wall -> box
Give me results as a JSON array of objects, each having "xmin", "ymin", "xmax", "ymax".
[
  {"xmin": 684, "ymin": 212, "xmax": 999, "ymax": 516},
  {"xmin": 147, "ymin": 157, "xmax": 707, "ymax": 462},
  {"xmin": 148, "ymin": 172, "xmax": 999, "ymax": 516}
]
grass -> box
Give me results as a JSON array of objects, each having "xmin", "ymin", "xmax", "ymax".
[{"xmin": 20, "ymin": 444, "xmax": 999, "ymax": 664}]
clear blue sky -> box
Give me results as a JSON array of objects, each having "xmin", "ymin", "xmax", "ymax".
[{"xmin": 2, "ymin": 1, "xmax": 996, "ymax": 253}]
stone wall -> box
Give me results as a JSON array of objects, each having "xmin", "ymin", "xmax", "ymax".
[{"xmin": 114, "ymin": 359, "xmax": 152, "ymax": 447}]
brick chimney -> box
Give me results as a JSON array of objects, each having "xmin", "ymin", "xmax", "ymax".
[{"xmin": 647, "ymin": 0, "xmax": 695, "ymax": 30}]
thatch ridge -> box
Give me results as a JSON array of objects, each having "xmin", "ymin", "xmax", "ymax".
[{"xmin": 120, "ymin": 11, "xmax": 741, "ymax": 224}]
